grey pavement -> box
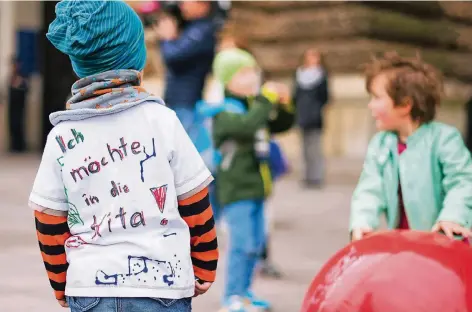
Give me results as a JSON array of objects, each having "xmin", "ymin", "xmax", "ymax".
[{"xmin": 0, "ymin": 153, "xmax": 362, "ymax": 312}]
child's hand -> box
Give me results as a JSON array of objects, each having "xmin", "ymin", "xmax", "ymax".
[
  {"xmin": 261, "ymin": 81, "xmax": 280, "ymax": 104},
  {"xmin": 154, "ymin": 15, "xmax": 178, "ymax": 41},
  {"xmin": 262, "ymin": 81, "xmax": 279, "ymax": 93},
  {"xmin": 351, "ymin": 227, "xmax": 373, "ymax": 241},
  {"xmin": 432, "ymin": 221, "xmax": 472, "ymax": 239},
  {"xmin": 57, "ymin": 299, "xmax": 69, "ymax": 308},
  {"xmin": 275, "ymin": 83, "xmax": 291, "ymax": 105},
  {"xmin": 194, "ymin": 280, "xmax": 212, "ymax": 297}
]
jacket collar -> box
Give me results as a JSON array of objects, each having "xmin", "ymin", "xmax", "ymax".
[{"xmin": 377, "ymin": 122, "xmax": 432, "ymax": 164}]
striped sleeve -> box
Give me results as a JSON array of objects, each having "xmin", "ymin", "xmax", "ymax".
[
  {"xmin": 34, "ymin": 210, "xmax": 71, "ymax": 300},
  {"xmin": 178, "ymin": 187, "xmax": 219, "ymax": 282}
]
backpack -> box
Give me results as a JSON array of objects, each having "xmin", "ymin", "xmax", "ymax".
[
  {"xmin": 192, "ymin": 98, "xmax": 289, "ymax": 180},
  {"xmin": 192, "ymin": 98, "xmax": 246, "ymax": 173}
]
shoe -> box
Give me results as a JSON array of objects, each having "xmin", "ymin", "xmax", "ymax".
[
  {"xmin": 219, "ymin": 296, "xmax": 248, "ymax": 312},
  {"xmin": 259, "ymin": 261, "xmax": 283, "ymax": 279},
  {"xmin": 245, "ymin": 291, "xmax": 272, "ymax": 311},
  {"xmin": 302, "ymin": 180, "xmax": 323, "ymax": 189}
]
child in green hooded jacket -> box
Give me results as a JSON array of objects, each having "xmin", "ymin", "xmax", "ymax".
[{"xmin": 211, "ymin": 48, "xmax": 293, "ymax": 312}]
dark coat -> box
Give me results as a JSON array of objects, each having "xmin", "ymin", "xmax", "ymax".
[
  {"xmin": 160, "ymin": 17, "xmax": 218, "ymax": 108},
  {"xmin": 293, "ymin": 72, "xmax": 329, "ymax": 130}
]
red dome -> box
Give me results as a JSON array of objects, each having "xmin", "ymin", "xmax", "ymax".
[{"xmin": 301, "ymin": 231, "xmax": 472, "ymax": 312}]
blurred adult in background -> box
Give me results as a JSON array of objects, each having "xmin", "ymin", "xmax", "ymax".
[
  {"xmin": 155, "ymin": 0, "xmax": 219, "ymax": 136},
  {"xmin": 293, "ymin": 49, "xmax": 329, "ymax": 188},
  {"xmin": 8, "ymin": 57, "xmax": 29, "ymax": 153}
]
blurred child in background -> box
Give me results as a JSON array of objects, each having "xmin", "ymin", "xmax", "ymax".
[
  {"xmin": 215, "ymin": 29, "xmax": 294, "ymax": 279},
  {"xmin": 209, "ymin": 47, "xmax": 294, "ymax": 312}
]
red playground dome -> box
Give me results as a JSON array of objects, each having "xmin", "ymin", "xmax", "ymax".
[{"xmin": 301, "ymin": 230, "xmax": 472, "ymax": 312}]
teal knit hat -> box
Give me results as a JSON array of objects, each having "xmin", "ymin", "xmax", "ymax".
[
  {"xmin": 47, "ymin": 0, "xmax": 146, "ymax": 78},
  {"xmin": 213, "ymin": 48, "xmax": 257, "ymax": 86}
]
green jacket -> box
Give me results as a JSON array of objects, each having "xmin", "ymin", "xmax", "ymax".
[
  {"xmin": 213, "ymin": 93, "xmax": 294, "ymax": 206},
  {"xmin": 350, "ymin": 121, "xmax": 472, "ymax": 231}
]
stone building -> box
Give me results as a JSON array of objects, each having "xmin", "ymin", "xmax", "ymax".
[
  {"xmin": 1, "ymin": 1, "xmax": 472, "ymax": 157},
  {"xmin": 229, "ymin": 1, "xmax": 472, "ymax": 82},
  {"xmin": 223, "ymin": 1, "xmax": 472, "ymax": 158}
]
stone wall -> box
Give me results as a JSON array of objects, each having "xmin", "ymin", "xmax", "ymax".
[
  {"xmin": 229, "ymin": 1, "xmax": 472, "ymax": 85},
  {"xmin": 139, "ymin": 1, "xmax": 472, "ymax": 159}
]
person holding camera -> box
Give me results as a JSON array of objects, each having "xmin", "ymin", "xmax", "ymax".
[
  {"xmin": 7, "ymin": 57, "xmax": 29, "ymax": 153},
  {"xmin": 155, "ymin": 1, "xmax": 219, "ymax": 137}
]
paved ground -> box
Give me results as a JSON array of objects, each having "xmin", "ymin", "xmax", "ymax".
[{"xmin": 0, "ymin": 153, "xmax": 362, "ymax": 312}]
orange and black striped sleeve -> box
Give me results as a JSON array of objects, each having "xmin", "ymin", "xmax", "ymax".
[
  {"xmin": 178, "ymin": 187, "xmax": 219, "ymax": 283},
  {"xmin": 34, "ymin": 210, "xmax": 71, "ymax": 300}
]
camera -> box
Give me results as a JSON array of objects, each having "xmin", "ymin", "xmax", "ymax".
[
  {"xmin": 140, "ymin": 1, "xmax": 231, "ymax": 30},
  {"xmin": 142, "ymin": 14, "xmax": 158, "ymax": 28}
]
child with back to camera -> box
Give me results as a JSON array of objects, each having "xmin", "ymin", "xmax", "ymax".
[{"xmin": 29, "ymin": 1, "xmax": 218, "ymax": 311}]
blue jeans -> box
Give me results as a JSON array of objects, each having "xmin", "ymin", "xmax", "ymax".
[
  {"xmin": 209, "ymin": 180, "xmax": 221, "ymax": 223},
  {"xmin": 223, "ymin": 200, "xmax": 266, "ymax": 300},
  {"xmin": 66, "ymin": 297, "xmax": 191, "ymax": 312}
]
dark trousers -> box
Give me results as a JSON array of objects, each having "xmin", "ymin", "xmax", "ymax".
[
  {"xmin": 466, "ymin": 97, "xmax": 472, "ymax": 153},
  {"xmin": 8, "ymin": 88, "xmax": 27, "ymax": 152},
  {"xmin": 261, "ymin": 240, "xmax": 269, "ymax": 261}
]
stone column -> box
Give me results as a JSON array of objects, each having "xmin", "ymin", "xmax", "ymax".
[{"xmin": 16, "ymin": 0, "xmax": 43, "ymax": 151}]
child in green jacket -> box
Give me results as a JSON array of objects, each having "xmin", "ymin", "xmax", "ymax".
[
  {"xmin": 350, "ymin": 52, "xmax": 472, "ymax": 241},
  {"xmin": 212, "ymin": 48, "xmax": 292, "ymax": 312}
]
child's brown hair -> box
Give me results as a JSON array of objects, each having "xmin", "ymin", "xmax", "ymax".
[{"xmin": 365, "ymin": 51, "xmax": 443, "ymax": 123}]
